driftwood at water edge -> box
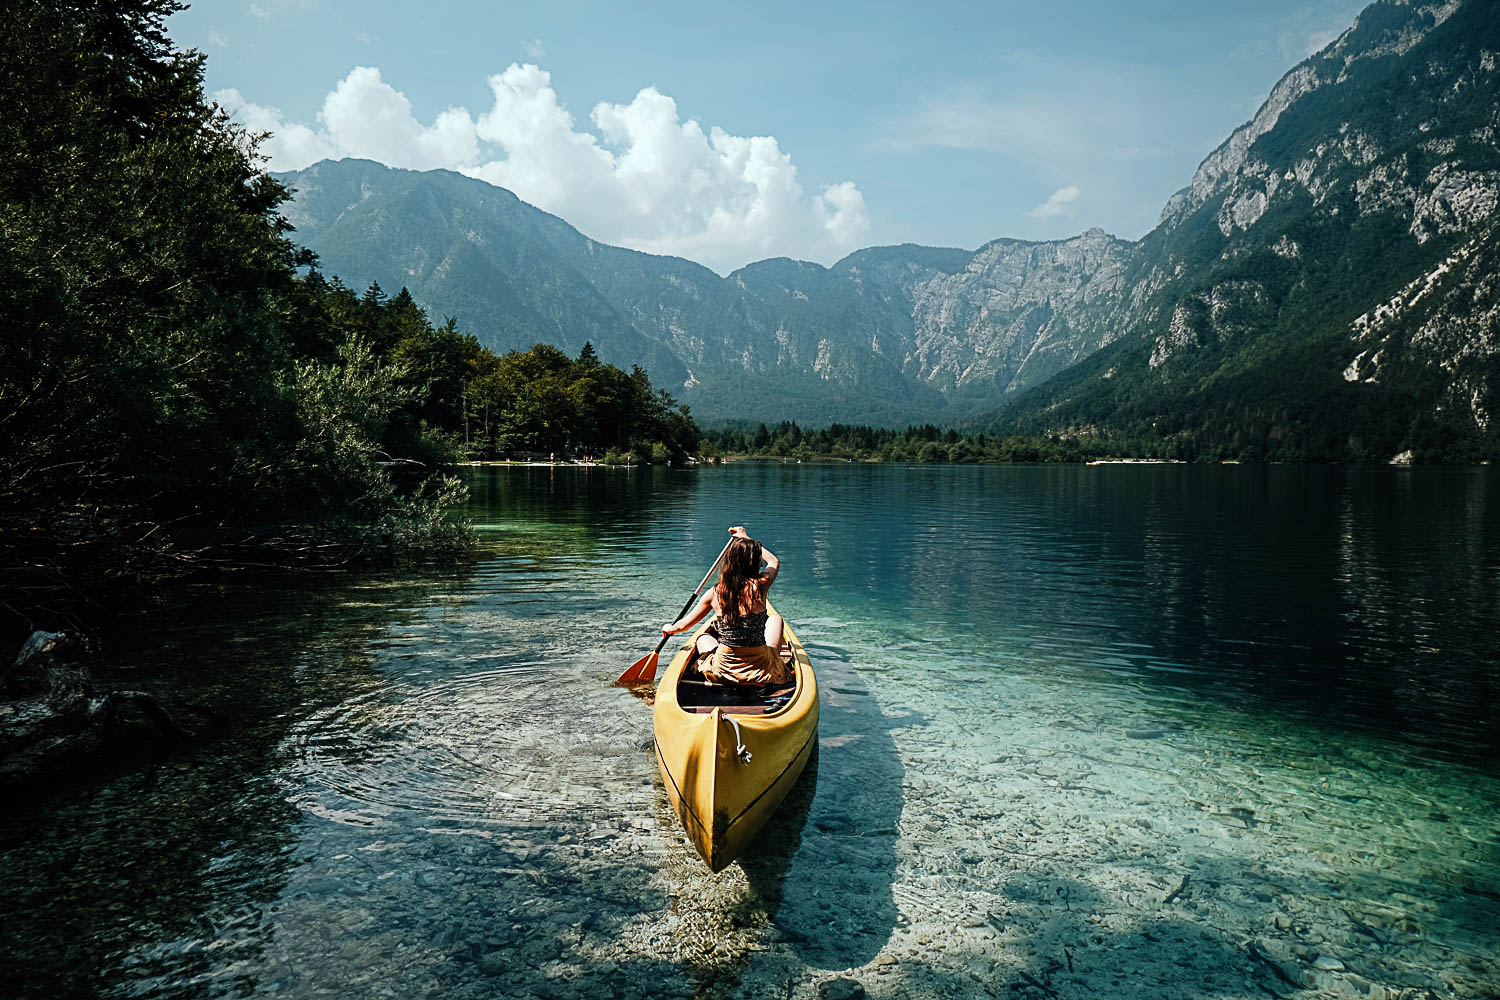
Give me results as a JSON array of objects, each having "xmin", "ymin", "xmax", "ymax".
[{"xmin": 0, "ymin": 630, "xmax": 194, "ymax": 791}]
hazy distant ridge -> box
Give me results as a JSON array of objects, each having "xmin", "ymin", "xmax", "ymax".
[{"xmin": 275, "ymin": 162, "xmax": 1141, "ymax": 425}]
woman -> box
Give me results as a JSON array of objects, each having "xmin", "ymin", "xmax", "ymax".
[{"xmin": 661, "ymin": 526, "xmax": 791, "ymax": 686}]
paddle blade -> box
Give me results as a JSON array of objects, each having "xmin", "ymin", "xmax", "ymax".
[{"xmin": 614, "ymin": 650, "xmax": 659, "ymax": 686}]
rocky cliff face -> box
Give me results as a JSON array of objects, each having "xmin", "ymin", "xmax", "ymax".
[
  {"xmin": 899, "ymin": 229, "xmax": 1132, "ymax": 397},
  {"xmin": 1343, "ymin": 221, "xmax": 1500, "ymax": 435},
  {"xmin": 1157, "ymin": 1, "xmax": 1468, "ymax": 233}
]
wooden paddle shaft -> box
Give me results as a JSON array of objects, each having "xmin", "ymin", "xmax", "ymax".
[{"xmin": 653, "ymin": 536, "xmax": 734, "ymax": 657}]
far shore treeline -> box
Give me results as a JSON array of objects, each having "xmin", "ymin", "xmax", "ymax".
[
  {"xmin": 704, "ymin": 423, "xmax": 1095, "ymax": 464},
  {"xmin": 702, "ymin": 422, "xmax": 1224, "ymax": 463}
]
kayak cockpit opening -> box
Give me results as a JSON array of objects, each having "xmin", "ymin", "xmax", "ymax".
[
  {"xmin": 675, "ymin": 678, "xmax": 797, "ymax": 716},
  {"xmin": 675, "ymin": 635, "xmax": 797, "ymax": 715}
]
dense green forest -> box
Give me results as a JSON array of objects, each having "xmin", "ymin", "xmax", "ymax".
[
  {"xmin": 300, "ymin": 278, "xmax": 700, "ymax": 464},
  {"xmin": 0, "ymin": 0, "xmax": 693, "ymax": 637},
  {"xmin": 703, "ymin": 422, "xmax": 1110, "ymax": 463},
  {"xmin": 461, "ymin": 337, "xmax": 699, "ymax": 463}
]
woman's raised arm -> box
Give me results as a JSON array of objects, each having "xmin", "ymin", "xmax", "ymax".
[
  {"xmin": 728, "ymin": 524, "xmax": 778, "ymax": 591},
  {"xmin": 663, "ymin": 589, "xmax": 715, "ymax": 636},
  {"xmin": 759, "ymin": 546, "xmax": 779, "ymax": 590}
]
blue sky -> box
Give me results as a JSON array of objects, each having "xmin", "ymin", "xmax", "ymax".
[{"xmin": 173, "ymin": 0, "xmax": 1365, "ymax": 273}]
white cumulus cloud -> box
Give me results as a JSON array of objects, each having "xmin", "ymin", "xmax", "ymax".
[
  {"xmin": 1027, "ymin": 185, "xmax": 1080, "ymax": 219},
  {"xmin": 216, "ymin": 88, "xmax": 336, "ymax": 167},
  {"xmin": 214, "ymin": 64, "xmax": 867, "ymax": 275},
  {"xmin": 319, "ymin": 67, "xmax": 479, "ymax": 170}
]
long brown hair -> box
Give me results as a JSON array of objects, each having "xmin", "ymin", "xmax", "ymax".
[{"xmin": 714, "ymin": 536, "xmax": 763, "ymax": 624}]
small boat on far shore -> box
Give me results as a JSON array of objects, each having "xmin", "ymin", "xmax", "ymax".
[{"xmin": 652, "ymin": 604, "xmax": 819, "ymax": 872}]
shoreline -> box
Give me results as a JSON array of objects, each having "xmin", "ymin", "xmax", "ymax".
[{"xmin": 453, "ymin": 457, "xmax": 1491, "ymax": 469}]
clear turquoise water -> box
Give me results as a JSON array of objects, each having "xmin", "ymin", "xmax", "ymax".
[{"xmin": 3, "ymin": 464, "xmax": 1497, "ymax": 999}]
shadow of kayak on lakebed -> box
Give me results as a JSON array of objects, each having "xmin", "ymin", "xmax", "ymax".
[{"xmin": 758, "ymin": 641, "xmax": 912, "ymax": 969}]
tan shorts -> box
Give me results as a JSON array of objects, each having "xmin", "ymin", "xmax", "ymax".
[{"xmin": 699, "ymin": 643, "xmax": 793, "ymax": 686}]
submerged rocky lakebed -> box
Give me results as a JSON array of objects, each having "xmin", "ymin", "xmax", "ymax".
[{"xmin": 3, "ymin": 463, "xmax": 1497, "ymax": 999}]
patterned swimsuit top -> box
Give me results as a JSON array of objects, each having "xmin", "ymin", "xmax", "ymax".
[{"xmin": 715, "ymin": 610, "xmax": 768, "ymax": 648}]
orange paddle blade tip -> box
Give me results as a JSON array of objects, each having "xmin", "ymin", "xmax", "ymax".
[{"xmin": 614, "ymin": 650, "xmax": 659, "ymax": 687}]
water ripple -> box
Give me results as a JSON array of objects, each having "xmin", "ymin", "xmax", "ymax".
[{"xmin": 287, "ymin": 661, "xmax": 654, "ymax": 840}]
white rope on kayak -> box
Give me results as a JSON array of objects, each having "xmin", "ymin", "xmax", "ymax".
[{"xmin": 725, "ymin": 715, "xmax": 753, "ymax": 764}]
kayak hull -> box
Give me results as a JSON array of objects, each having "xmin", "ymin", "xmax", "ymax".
[{"xmin": 652, "ymin": 606, "xmax": 819, "ymax": 872}]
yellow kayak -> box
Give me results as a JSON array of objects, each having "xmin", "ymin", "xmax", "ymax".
[{"xmin": 652, "ymin": 604, "xmax": 819, "ymax": 872}]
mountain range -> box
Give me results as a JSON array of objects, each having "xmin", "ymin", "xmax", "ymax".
[{"xmin": 275, "ymin": 0, "xmax": 1500, "ymax": 460}]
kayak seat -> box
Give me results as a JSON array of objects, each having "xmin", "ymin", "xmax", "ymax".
[{"xmin": 677, "ymin": 680, "xmax": 797, "ymax": 716}]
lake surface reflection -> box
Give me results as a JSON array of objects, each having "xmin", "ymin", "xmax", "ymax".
[{"xmin": 3, "ymin": 463, "xmax": 1497, "ymax": 999}]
